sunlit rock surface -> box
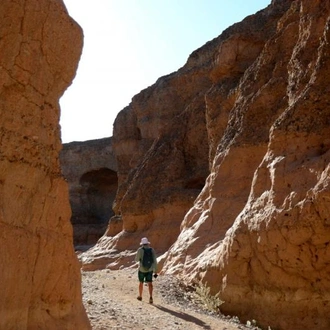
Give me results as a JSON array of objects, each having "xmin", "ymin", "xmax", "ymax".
[
  {"xmin": 164, "ymin": 1, "xmax": 330, "ymax": 329},
  {"xmin": 81, "ymin": 0, "xmax": 330, "ymax": 329},
  {"xmin": 0, "ymin": 0, "xmax": 90, "ymax": 328}
]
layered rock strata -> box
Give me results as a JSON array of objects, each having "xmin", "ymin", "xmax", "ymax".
[
  {"xmin": 0, "ymin": 0, "xmax": 90, "ymax": 329},
  {"xmin": 82, "ymin": 0, "xmax": 330, "ymax": 329},
  {"xmin": 60, "ymin": 138, "xmax": 117, "ymax": 246}
]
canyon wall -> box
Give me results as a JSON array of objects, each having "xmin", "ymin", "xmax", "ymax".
[
  {"xmin": 0, "ymin": 0, "xmax": 90, "ymax": 329},
  {"xmin": 82, "ymin": 0, "xmax": 288, "ymax": 270},
  {"xmin": 163, "ymin": 1, "xmax": 330, "ymax": 328},
  {"xmin": 81, "ymin": 0, "xmax": 330, "ymax": 329},
  {"xmin": 61, "ymin": 138, "xmax": 117, "ymax": 246}
]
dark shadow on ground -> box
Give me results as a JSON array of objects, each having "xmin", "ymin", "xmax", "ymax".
[{"xmin": 152, "ymin": 304, "xmax": 211, "ymax": 329}]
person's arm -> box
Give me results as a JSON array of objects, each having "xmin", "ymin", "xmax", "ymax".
[{"xmin": 135, "ymin": 248, "xmax": 142, "ymax": 263}]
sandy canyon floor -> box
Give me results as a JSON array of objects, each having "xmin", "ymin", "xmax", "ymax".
[{"xmin": 82, "ymin": 268, "xmax": 261, "ymax": 330}]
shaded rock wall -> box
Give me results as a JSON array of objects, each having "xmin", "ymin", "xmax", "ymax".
[
  {"xmin": 81, "ymin": 0, "xmax": 330, "ymax": 329},
  {"xmin": 0, "ymin": 0, "xmax": 90, "ymax": 329},
  {"xmin": 61, "ymin": 138, "xmax": 117, "ymax": 245}
]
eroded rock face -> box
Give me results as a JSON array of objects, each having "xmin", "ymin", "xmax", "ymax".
[
  {"xmin": 163, "ymin": 1, "xmax": 330, "ymax": 329},
  {"xmin": 0, "ymin": 0, "xmax": 90, "ymax": 329},
  {"xmin": 60, "ymin": 138, "xmax": 117, "ymax": 245},
  {"xmin": 82, "ymin": 0, "xmax": 330, "ymax": 329}
]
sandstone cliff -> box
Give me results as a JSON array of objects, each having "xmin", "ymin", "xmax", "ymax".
[
  {"xmin": 60, "ymin": 138, "xmax": 117, "ymax": 246},
  {"xmin": 0, "ymin": 0, "xmax": 90, "ymax": 329},
  {"xmin": 81, "ymin": 0, "xmax": 330, "ymax": 329}
]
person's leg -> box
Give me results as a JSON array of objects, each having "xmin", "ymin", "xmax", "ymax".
[
  {"xmin": 139, "ymin": 282, "xmax": 143, "ymax": 297},
  {"xmin": 137, "ymin": 271, "xmax": 144, "ymax": 300},
  {"xmin": 148, "ymin": 282, "xmax": 153, "ymax": 297},
  {"xmin": 146, "ymin": 272, "xmax": 153, "ymax": 303}
]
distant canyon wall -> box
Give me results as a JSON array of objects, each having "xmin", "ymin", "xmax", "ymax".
[
  {"xmin": 0, "ymin": 0, "xmax": 90, "ymax": 329},
  {"xmin": 60, "ymin": 138, "xmax": 117, "ymax": 246},
  {"xmin": 81, "ymin": 0, "xmax": 330, "ymax": 329}
]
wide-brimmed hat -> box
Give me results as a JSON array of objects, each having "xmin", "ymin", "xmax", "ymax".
[{"xmin": 140, "ymin": 237, "xmax": 150, "ymax": 245}]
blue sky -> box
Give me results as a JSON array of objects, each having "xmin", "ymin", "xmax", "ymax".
[{"xmin": 60, "ymin": 0, "xmax": 271, "ymax": 143}]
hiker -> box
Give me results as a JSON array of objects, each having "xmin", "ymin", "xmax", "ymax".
[{"xmin": 135, "ymin": 237, "xmax": 158, "ymax": 303}]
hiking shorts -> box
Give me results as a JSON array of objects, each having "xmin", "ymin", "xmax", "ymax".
[{"xmin": 138, "ymin": 270, "xmax": 153, "ymax": 283}]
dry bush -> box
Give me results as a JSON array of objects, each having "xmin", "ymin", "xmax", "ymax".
[{"xmin": 195, "ymin": 280, "xmax": 224, "ymax": 313}]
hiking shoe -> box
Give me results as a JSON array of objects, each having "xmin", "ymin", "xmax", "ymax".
[
  {"xmin": 149, "ymin": 297, "xmax": 153, "ymax": 304},
  {"xmin": 137, "ymin": 296, "xmax": 142, "ymax": 301}
]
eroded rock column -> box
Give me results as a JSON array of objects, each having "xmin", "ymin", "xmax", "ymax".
[{"xmin": 0, "ymin": 0, "xmax": 90, "ymax": 329}]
